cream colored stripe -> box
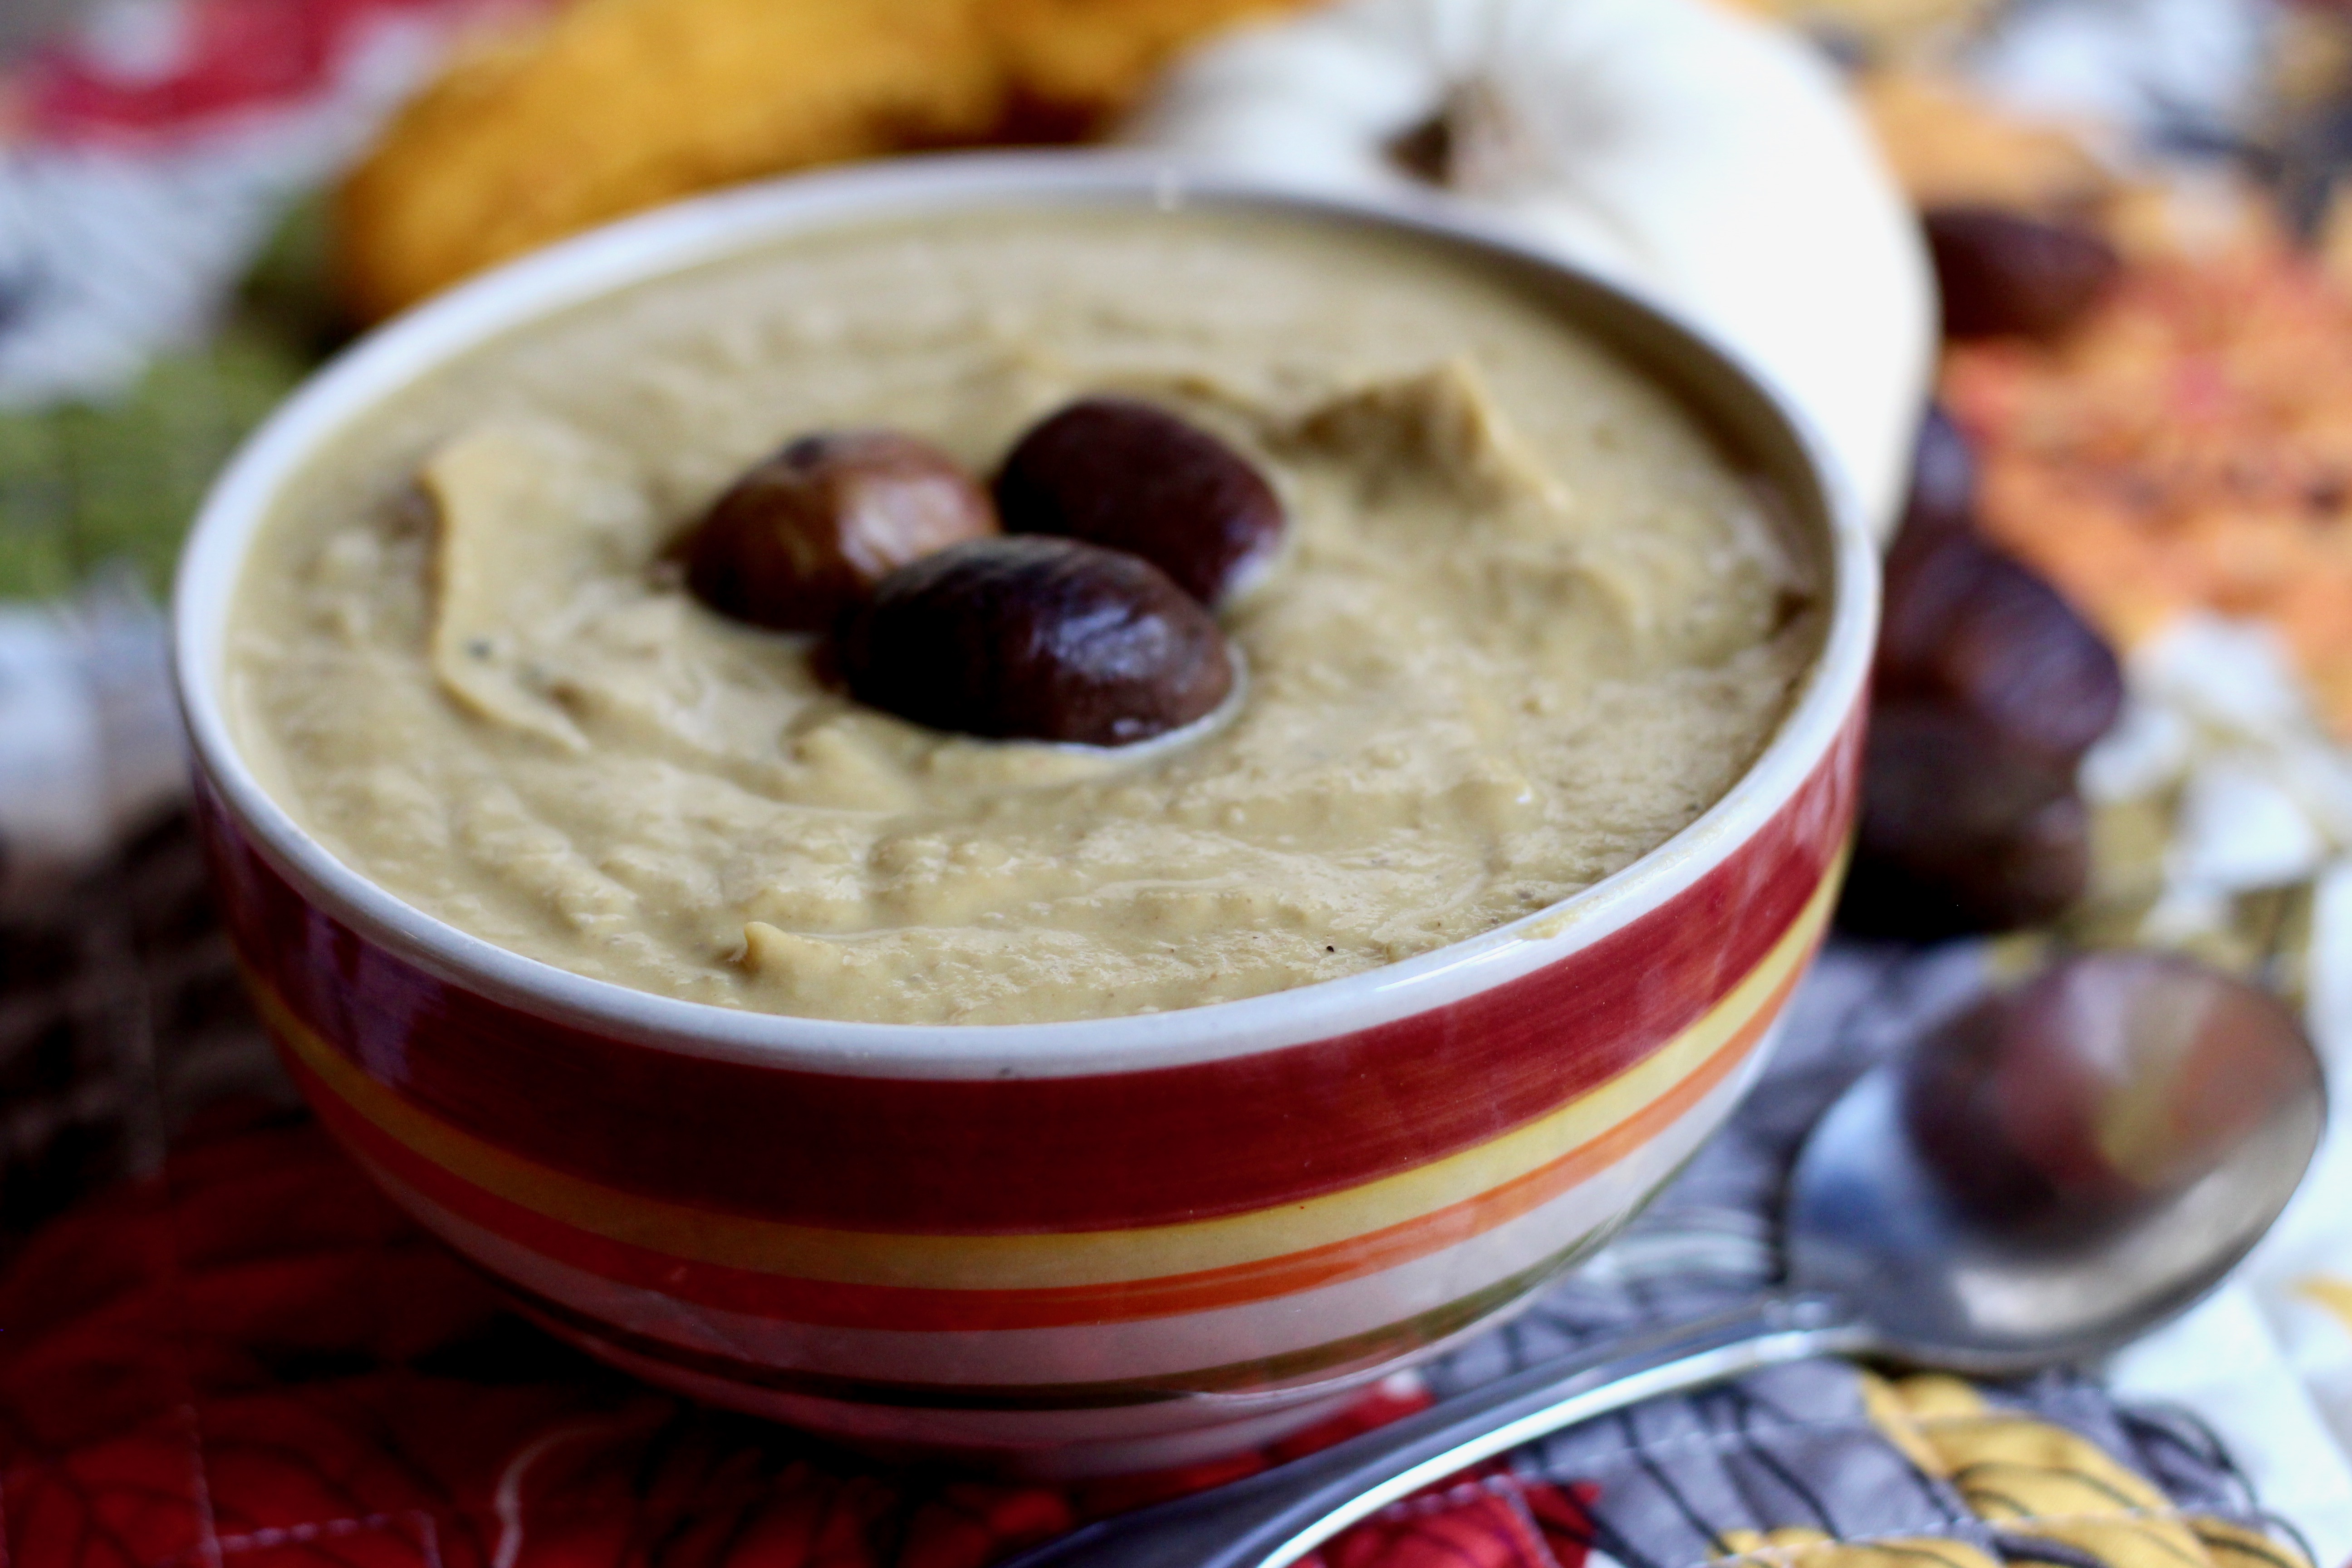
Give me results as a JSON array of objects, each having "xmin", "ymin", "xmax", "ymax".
[{"xmin": 270, "ymin": 862, "xmax": 1835, "ymax": 1291}]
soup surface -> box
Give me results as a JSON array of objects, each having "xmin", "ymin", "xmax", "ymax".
[{"xmin": 229, "ymin": 204, "xmax": 1823, "ymax": 1024}]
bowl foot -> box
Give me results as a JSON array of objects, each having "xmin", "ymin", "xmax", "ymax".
[{"xmin": 526, "ymin": 1307, "xmax": 1411, "ymax": 1477}]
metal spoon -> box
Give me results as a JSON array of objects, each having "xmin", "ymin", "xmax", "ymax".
[{"xmin": 1004, "ymin": 952, "xmax": 2325, "ymax": 1568}]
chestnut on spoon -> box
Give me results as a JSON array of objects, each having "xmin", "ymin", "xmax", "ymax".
[{"xmin": 1004, "ymin": 952, "xmax": 2323, "ymax": 1568}]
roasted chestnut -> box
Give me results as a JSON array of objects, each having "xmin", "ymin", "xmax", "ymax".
[
  {"xmin": 995, "ymin": 397, "xmax": 1286, "ymax": 606},
  {"xmin": 836, "ymin": 536, "xmax": 1235, "ymax": 746},
  {"xmin": 1839, "ymin": 701, "xmax": 2092, "ymax": 940},
  {"xmin": 1902, "ymin": 404, "xmax": 1977, "ymax": 542},
  {"xmin": 1842, "ymin": 495, "xmax": 2120, "ymax": 941},
  {"xmin": 1924, "ymin": 206, "xmax": 2120, "ymax": 342},
  {"xmin": 1878, "ymin": 526, "xmax": 2122, "ymax": 771},
  {"xmin": 685, "ymin": 430, "xmax": 996, "ymax": 631}
]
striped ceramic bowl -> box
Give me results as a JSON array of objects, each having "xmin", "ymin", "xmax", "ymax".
[{"xmin": 174, "ymin": 155, "xmax": 1877, "ymax": 1476}]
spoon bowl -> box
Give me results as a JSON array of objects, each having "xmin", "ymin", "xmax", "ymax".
[{"xmin": 1787, "ymin": 1052, "xmax": 2323, "ymax": 1373}]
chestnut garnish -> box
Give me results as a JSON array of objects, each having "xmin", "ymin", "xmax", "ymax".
[
  {"xmin": 1923, "ymin": 207, "xmax": 2120, "ymax": 342},
  {"xmin": 837, "ymin": 536, "xmax": 1235, "ymax": 746},
  {"xmin": 995, "ymin": 397, "xmax": 1286, "ymax": 606},
  {"xmin": 685, "ymin": 431, "xmax": 996, "ymax": 631}
]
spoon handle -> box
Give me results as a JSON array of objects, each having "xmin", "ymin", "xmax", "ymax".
[{"xmin": 1003, "ymin": 1294, "xmax": 1870, "ymax": 1568}]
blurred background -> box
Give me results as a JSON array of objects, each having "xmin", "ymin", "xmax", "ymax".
[{"xmin": 9, "ymin": 2, "xmax": 2352, "ymax": 1565}]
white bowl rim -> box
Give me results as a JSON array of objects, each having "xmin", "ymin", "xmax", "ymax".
[{"xmin": 173, "ymin": 149, "xmax": 1880, "ymax": 1082}]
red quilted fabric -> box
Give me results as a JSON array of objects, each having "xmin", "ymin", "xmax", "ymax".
[{"xmin": 0, "ymin": 1112, "xmax": 1596, "ymax": 1568}]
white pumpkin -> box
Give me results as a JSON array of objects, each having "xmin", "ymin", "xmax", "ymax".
[{"xmin": 1121, "ymin": 0, "xmax": 1936, "ymax": 540}]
